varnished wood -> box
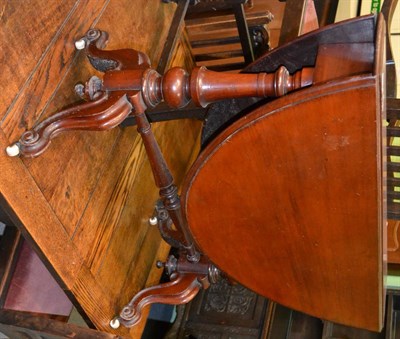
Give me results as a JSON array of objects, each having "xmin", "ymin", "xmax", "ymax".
[
  {"xmin": 188, "ymin": 66, "xmax": 313, "ymax": 107},
  {"xmin": 129, "ymin": 92, "xmax": 199, "ymax": 261},
  {"xmin": 201, "ymin": 14, "xmax": 378, "ymax": 145},
  {"xmin": 183, "ymin": 73, "xmax": 386, "ymax": 331},
  {"xmin": 10, "ymin": 42, "xmax": 313, "ymax": 157},
  {"xmin": 0, "ymin": 5, "xmax": 389, "ymax": 336},
  {"xmin": 116, "ymin": 272, "xmax": 206, "ymax": 328},
  {"xmin": 16, "ymin": 92, "xmax": 133, "ymax": 158},
  {"xmin": 0, "ymin": 1, "xmax": 199, "ymax": 337},
  {"xmin": 115, "ymin": 252, "xmax": 214, "ymax": 330},
  {"xmin": 313, "ymin": 43, "xmax": 374, "ymax": 84},
  {"xmin": 1, "ymin": 0, "xmax": 110, "ymax": 142},
  {"xmin": 183, "ymin": 14, "xmax": 386, "ymax": 330}
]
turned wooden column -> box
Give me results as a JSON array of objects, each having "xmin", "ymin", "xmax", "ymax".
[
  {"xmin": 103, "ymin": 65, "xmax": 314, "ymax": 109},
  {"xmin": 9, "ymin": 64, "xmax": 313, "ymax": 158}
]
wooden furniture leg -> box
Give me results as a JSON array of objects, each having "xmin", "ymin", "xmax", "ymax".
[
  {"xmin": 111, "ymin": 252, "xmax": 219, "ymax": 329},
  {"xmin": 112, "ymin": 272, "xmax": 207, "ymax": 329},
  {"xmin": 4, "ymin": 28, "xmax": 313, "ymax": 330}
]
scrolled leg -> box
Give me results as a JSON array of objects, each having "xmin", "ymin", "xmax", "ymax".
[
  {"xmin": 76, "ymin": 29, "xmax": 150, "ymax": 72},
  {"xmin": 111, "ymin": 272, "xmax": 207, "ymax": 328}
]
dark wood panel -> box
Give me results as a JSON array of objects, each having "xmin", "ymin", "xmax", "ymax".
[{"xmin": 313, "ymin": 43, "xmax": 374, "ymax": 84}]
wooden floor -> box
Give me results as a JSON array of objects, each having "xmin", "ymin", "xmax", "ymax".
[{"xmin": 0, "ymin": 0, "xmax": 200, "ymax": 337}]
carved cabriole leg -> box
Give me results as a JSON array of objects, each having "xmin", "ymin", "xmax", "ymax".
[
  {"xmin": 6, "ymin": 92, "xmax": 134, "ymax": 158},
  {"xmin": 111, "ymin": 254, "xmax": 218, "ymax": 329},
  {"xmin": 106, "ymin": 92, "xmax": 212, "ymax": 330},
  {"xmin": 111, "ymin": 272, "xmax": 208, "ymax": 329},
  {"xmin": 7, "ymin": 29, "xmax": 314, "ymax": 158},
  {"xmin": 75, "ymin": 29, "xmax": 151, "ymax": 72}
]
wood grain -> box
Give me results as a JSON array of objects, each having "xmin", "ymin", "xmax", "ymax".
[
  {"xmin": 0, "ymin": 131, "xmax": 82, "ymax": 287},
  {"xmin": 24, "ymin": 129, "xmax": 120, "ymax": 237},
  {"xmin": 0, "ymin": 0, "xmax": 200, "ymax": 337},
  {"xmin": 1, "ymin": 0, "xmax": 110, "ymax": 142},
  {"xmin": 86, "ymin": 133, "xmax": 151, "ymax": 274},
  {"xmin": 16, "ymin": 0, "xmax": 179, "ymax": 239},
  {"xmin": 313, "ymin": 43, "xmax": 375, "ymax": 84},
  {"xmin": 71, "ymin": 129, "xmax": 141, "ymax": 260},
  {"xmin": 0, "ymin": 0, "xmax": 76, "ymax": 121},
  {"xmin": 128, "ymin": 239, "xmax": 171, "ymax": 338},
  {"xmin": 71, "ymin": 266, "xmax": 129, "ymax": 336},
  {"xmin": 183, "ymin": 76, "xmax": 385, "ymax": 331},
  {"xmin": 93, "ymin": 119, "xmax": 200, "ymax": 290}
]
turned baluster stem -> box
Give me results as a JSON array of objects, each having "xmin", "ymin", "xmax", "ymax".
[
  {"xmin": 9, "ymin": 56, "xmax": 313, "ymax": 158},
  {"xmin": 129, "ymin": 92, "xmax": 200, "ymax": 262},
  {"xmin": 141, "ymin": 65, "xmax": 313, "ymax": 109},
  {"xmin": 102, "ymin": 65, "xmax": 314, "ymax": 110}
]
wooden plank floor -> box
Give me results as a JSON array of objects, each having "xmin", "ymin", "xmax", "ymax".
[{"xmin": 0, "ymin": 1, "xmax": 200, "ymax": 337}]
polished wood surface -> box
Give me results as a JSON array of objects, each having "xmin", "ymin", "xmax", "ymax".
[
  {"xmin": 10, "ymin": 39, "xmax": 313, "ymax": 158},
  {"xmin": 201, "ymin": 14, "xmax": 378, "ymax": 145},
  {"xmin": 5, "ymin": 26, "xmax": 315, "ymax": 328},
  {"xmin": 278, "ymin": 0, "xmax": 318, "ymax": 45},
  {"xmin": 0, "ymin": 2, "xmax": 390, "ymax": 335},
  {"xmin": 313, "ymin": 43, "xmax": 375, "ymax": 84},
  {"xmin": 0, "ymin": 1, "xmax": 199, "ymax": 337},
  {"xmin": 184, "ymin": 75, "xmax": 385, "ymax": 331},
  {"xmin": 183, "ymin": 16, "xmax": 386, "ymax": 329}
]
